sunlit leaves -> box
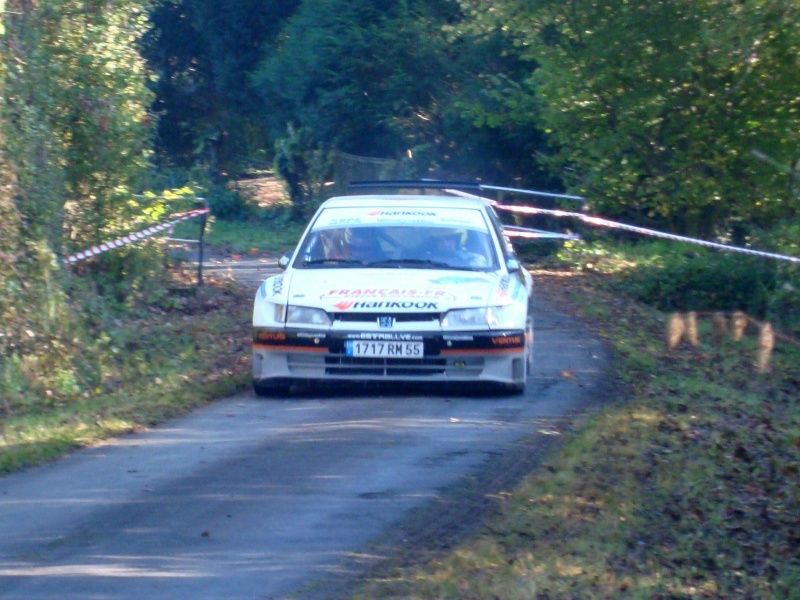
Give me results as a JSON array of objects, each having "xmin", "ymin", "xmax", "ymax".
[
  {"xmin": 1, "ymin": 0, "xmax": 161, "ymax": 406},
  {"xmin": 463, "ymin": 0, "xmax": 800, "ymax": 236},
  {"xmin": 2, "ymin": 0, "xmax": 156, "ymax": 248}
]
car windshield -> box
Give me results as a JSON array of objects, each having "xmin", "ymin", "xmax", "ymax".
[{"xmin": 294, "ymin": 223, "xmax": 499, "ymax": 271}]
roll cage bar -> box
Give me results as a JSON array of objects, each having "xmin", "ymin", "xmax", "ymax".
[
  {"xmin": 345, "ymin": 180, "xmax": 585, "ymax": 205},
  {"xmin": 345, "ymin": 180, "xmax": 583, "ymax": 242}
]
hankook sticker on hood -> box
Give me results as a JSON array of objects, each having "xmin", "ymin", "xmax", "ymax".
[
  {"xmin": 333, "ymin": 300, "xmax": 440, "ymax": 311},
  {"xmin": 287, "ymin": 271, "xmax": 499, "ymax": 311}
]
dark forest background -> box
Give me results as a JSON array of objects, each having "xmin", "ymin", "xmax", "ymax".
[{"xmin": 1, "ymin": 0, "xmax": 798, "ymax": 400}]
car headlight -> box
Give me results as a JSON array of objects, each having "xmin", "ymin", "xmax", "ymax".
[
  {"xmin": 486, "ymin": 303, "xmax": 526, "ymax": 329},
  {"xmin": 442, "ymin": 308, "xmax": 488, "ymax": 328},
  {"xmin": 269, "ymin": 303, "xmax": 286, "ymax": 322},
  {"xmin": 443, "ymin": 304, "xmax": 526, "ymax": 329},
  {"xmin": 286, "ymin": 305, "xmax": 331, "ymax": 326},
  {"xmin": 253, "ymin": 299, "xmax": 287, "ymax": 326}
]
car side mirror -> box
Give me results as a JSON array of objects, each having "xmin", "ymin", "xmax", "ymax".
[
  {"xmin": 278, "ymin": 255, "xmax": 290, "ymax": 270},
  {"xmin": 506, "ymin": 258, "xmax": 521, "ymax": 272}
]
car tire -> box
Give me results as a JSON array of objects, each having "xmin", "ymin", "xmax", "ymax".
[
  {"xmin": 525, "ymin": 315, "xmax": 534, "ymax": 376},
  {"xmin": 503, "ymin": 381, "xmax": 525, "ymax": 395},
  {"xmin": 253, "ymin": 379, "xmax": 291, "ymax": 398},
  {"xmin": 501, "ymin": 315, "xmax": 534, "ymax": 396}
]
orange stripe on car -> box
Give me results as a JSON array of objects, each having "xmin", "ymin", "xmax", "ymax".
[
  {"xmin": 440, "ymin": 347, "xmax": 522, "ymax": 355},
  {"xmin": 253, "ymin": 343, "xmax": 328, "ymax": 353}
]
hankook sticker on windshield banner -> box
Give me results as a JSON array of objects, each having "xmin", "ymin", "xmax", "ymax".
[
  {"xmin": 368, "ymin": 210, "xmax": 437, "ymax": 217},
  {"xmin": 313, "ymin": 207, "xmax": 487, "ymax": 229}
]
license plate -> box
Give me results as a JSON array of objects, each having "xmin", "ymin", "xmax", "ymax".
[{"xmin": 345, "ymin": 340, "xmax": 424, "ymax": 358}]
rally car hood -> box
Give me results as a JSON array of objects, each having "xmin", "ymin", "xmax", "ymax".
[{"xmin": 272, "ymin": 269, "xmax": 523, "ymax": 313}]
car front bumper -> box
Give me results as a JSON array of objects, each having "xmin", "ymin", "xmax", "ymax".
[{"xmin": 253, "ymin": 328, "xmax": 527, "ymax": 385}]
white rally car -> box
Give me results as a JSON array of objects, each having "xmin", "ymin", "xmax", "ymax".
[{"xmin": 252, "ymin": 192, "xmax": 534, "ymax": 395}]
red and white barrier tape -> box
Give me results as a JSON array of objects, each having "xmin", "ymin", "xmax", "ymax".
[
  {"xmin": 446, "ymin": 188, "xmax": 800, "ymax": 264},
  {"xmin": 498, "ymin": 205, "xmax": 800, "ymax": 264},
  {"xmin": 503, "ymin": 226, "xmax": 581, "ymax": 241},
  {"xmin": 63, "ymin": 208, "xmax": 209, "ymax": 265}
]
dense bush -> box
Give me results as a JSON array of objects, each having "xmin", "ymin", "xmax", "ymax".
[
  {"xmin": 617, "ymin": 248, "xmax": 778, "ymax": 315},
  {"xmin": 1, "ymin": 0, "xmax": 165, "ymax": 408},
  {"xmin": 556, "ymin": 239, "xmax": 800, "ymax": 334},
  {"xmin": 273, "ymin": 125, "xmax": 333, "ymax": 220},
  {"xmin": 205, "ymin": 183, "xmax": 258, "ymax": 220}
]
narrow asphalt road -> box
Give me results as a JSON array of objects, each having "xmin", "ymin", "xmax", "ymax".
[{"xmin": 0, "ymin": 257, "xmax": 611, "ymax": 600}]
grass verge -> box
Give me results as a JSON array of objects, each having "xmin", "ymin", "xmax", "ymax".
[
  {"xmin": 354, "ymin": 265, "xmax": 800, "ymax": 599},
  {"xmin": 172, "ymin": 213, "xmax": 306, "ymax": 255},
  {"xmin": 0, "ymin": 266, "xmax": 253, "ymax": 475}
]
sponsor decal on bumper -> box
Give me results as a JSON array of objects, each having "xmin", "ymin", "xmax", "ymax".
[{"xmin": 253, "ymin": 329, "xmax": 524, "ymax": 355}]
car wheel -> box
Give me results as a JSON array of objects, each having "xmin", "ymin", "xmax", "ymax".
[
  {"xmin": 503, "ymin": 381, "xmax": 525, "ymax": 395},
  {"xmin": 525, "ymin": 315, "xmax": 534, "ymax": 376},
  {"xmin": 501, "ymin": 315, "xmax": 534, "ymax": 396},
  {"xmin": 253, "ymin": 379, "xmax": 291, "ymax": 398}
]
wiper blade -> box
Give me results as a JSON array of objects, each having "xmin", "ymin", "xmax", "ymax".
[
  {"xmin": 365, "ymin": 258, "xmax": 473, "ymax": 270},
  {"xmin": 301, "ymin": 258, "xmax": 364, "ymax": 268}
]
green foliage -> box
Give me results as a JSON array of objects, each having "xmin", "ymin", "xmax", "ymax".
[
  {"xmin": 204, "ymin": 185, "xmax": 257, "ymax": 221},
  {"xmin": 143, "ymin": 0, "xmax": 559, "ymax": 185},
  {"xmin": 0, "ymin": 275, "xmax": 253, "ymax": 474},
  {"xmin": 253, "ymin": 0, "xmax": 457, "ymax": 159},
  {"xmin": 439, "ymin": 8, "xmax": 556, "ymax": 186},
  {"xmin": 0, "ymin": 0, "xmax": 166, "ymax": 408},
  {"xmin": 618, "ymin": 247, "xmax": 778, "ymax": 315},
  {"xmin": 193, "ymin": 215, "xmax": 305, "ymax": 255},
  {"xmin": 555, "ymin": 238, "xmax": 800, "ymax": 333},
  {"xmin": 181, "ymin": 169, "xmax": 258, "ymax": 220},
  {"xmin": 2, "ymin": 0, "xmax": 158, "ymax": 258},
  {"xmin": 273, "ymin": 125, "xmax": 334, "ymax": 220},
  {"xmin": 141, "ymin": 0, "xmax": 800, "ymax": 231},
  {"xmin": 462, "ymin": 0, "xmax": 800, "ymax": 236},
  {"xmin": 141, "ymin": 0, "xmax": 301, "ymax": 171}
]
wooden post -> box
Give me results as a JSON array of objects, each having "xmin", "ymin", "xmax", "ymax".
[
  {"xmin": 685, "ymin": 312, "xmax": 700, "ymax": 347},
  {"xmin": 731, "ymin": 311, "xmax": 748, "ymax": 342},
  {"xmin": 666, "ymin": 313, "xmax": 685, "ymax": 350},
  {"xmin": 757, "ymin": 323, "xmax": 775, "ymax": 374}
]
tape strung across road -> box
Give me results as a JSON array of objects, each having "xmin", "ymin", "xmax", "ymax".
[
  {"xmin": 503, "ymin": 226, "xmax": 581, "ymax": 241},
  {"xmin": 63, "ymin": 208, "xmax": 210, "ymax": 265},
  {"xmin": 64, "ymin": 187, "xmax": 800, "ymax": 266},
  {"xmin": 446, "ymin": 187, "xmax": 800, "ymax": 264},
  {"xmin": 494, "ymin": 204, "xmax": 800, "ymax": 264}
]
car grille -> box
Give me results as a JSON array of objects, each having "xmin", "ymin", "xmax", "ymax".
[
  {"xmin": 324, "ymin": 355, "xmax": 447, "ymax": 376},
  {"xmin": 285, "ymin": 352, "xmax": 484, "ymax": 379},
  {"xmin": 331, "ymin": 312, "xmax": 441, "ymax": 324}
]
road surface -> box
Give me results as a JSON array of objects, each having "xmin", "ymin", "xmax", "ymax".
[{"xmin": 0, "ymin": 259, "xmax": 610, "ymax": 599}]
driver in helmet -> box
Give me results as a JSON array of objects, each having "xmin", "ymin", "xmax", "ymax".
[
  {"xmin": 428, "ymin": 228, "xmax": 488, "ymax": 268},
  {"xmin": 345, "ymin": 227, "xmax": 385, "ymax": 263}
]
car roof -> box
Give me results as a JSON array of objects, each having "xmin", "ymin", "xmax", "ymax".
[{"xmin": 320, "ymin": 194, "xmax": 491, "ymax": 211}]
